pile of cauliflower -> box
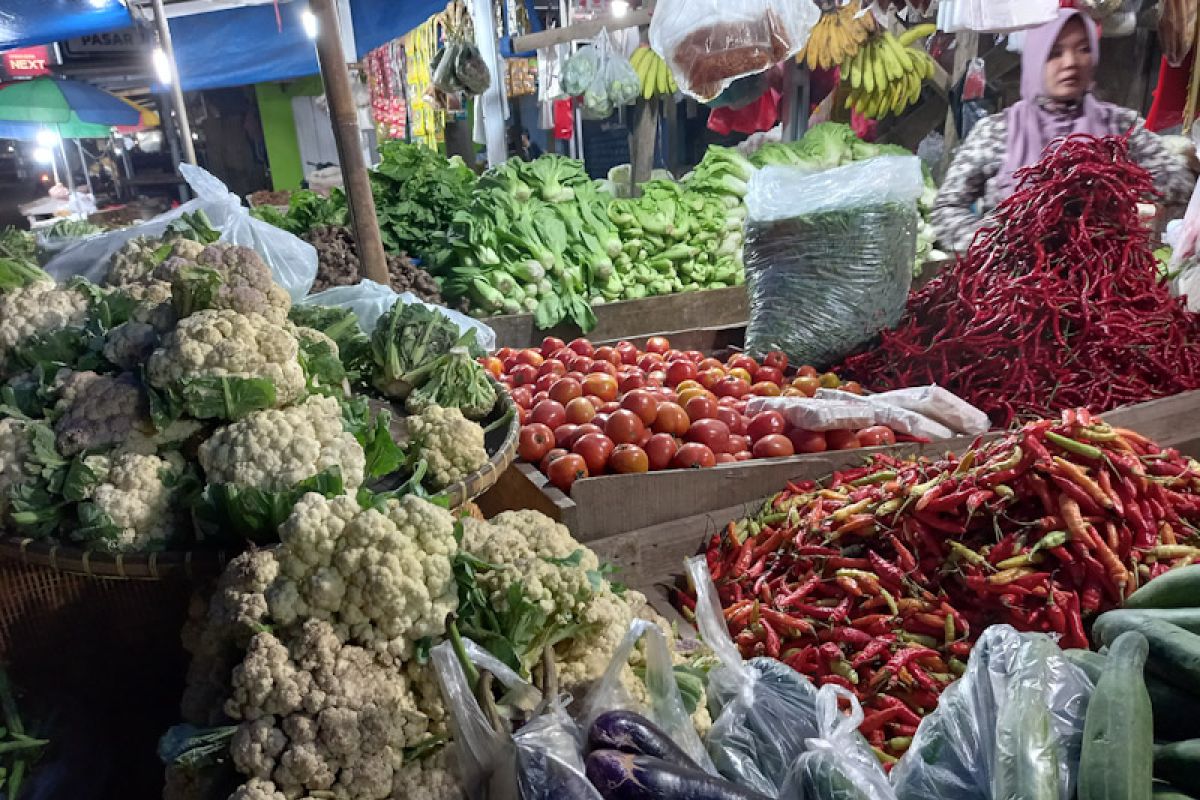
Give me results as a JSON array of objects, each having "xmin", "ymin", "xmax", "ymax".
[
  {"xmin": 0, "ymin": 232, "xmax": 491, "ymax": 554},
  {"xmin": 170, "ymin": 494, "xmax": 705, "ymax": 800}
]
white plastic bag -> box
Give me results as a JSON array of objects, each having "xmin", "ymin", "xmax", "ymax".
[
  {"xmin": 744, "ymin": 397, "xmax": 877, "ymax": 433},
  {"xmin": 868, "ymin": 385, "xmax": 991, "ymax": 435},
  {"xmin": 298, "ymin": 279, "xmax": 498, "ymax": 352},
  {"xmin": 778, "ymin": 685, "xmax": 898, "ymax": 800},
  {"xmin": 813, "ymin": 389, "xmax": 957, "ymax": 440},
  {"xmin": 579, "ymin": 619, "xmax": 715, "ymax": 774},
  {"xmin": 648, "ymin": 0, "xmax": 817, "ymax": 102},
  {"xmin": 937, "ymin": 0, "xmax": 1059, "ymax": 33},
  {"xmin": 45, "ymin": 164, "xmax": 318, "ymax": 301}
]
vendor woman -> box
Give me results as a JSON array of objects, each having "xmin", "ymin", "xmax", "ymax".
[{"xmin": 931, "ymin": 8, "xmax": 1194, "ymax": 253}]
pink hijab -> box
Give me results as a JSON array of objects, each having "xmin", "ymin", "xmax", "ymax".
[{"xmin": 995, "ymin": 8, "xmax": 1120, "ymax": 199}]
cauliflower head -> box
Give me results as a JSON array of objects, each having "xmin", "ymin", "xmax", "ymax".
[
  {"xmin": 390, "ymin": 745, "xmax": 462, "ymax": 800},
  {"xmin": 105, "ymin": 234, "xmax": 206, "ymax": 287},
  {"xmin": 146, "ymin": 309, "xmax": 306, "ymax": 409},
  {"xmin": 0, "ymin": 279, "xmax": 89, "ymax": 369},
  {"xmin": 161, "ymin": 244, "xmax": 291, "ymax": 325},
  {"xmin": 198, "ymin": 394, "xmax": 365, "ymax": 493},
  {"xmin": 268, "ymin": 493, "xmax": 458, "ymax": 660},
  {"xmin": 52, "ymin": 370, "xmax": 201, "ymax": 457},
  {"xmin": 75, "ymin": 451, "xmax": 190, "ymax": 553},
  {"xmin": 406, "ymin": 405, "xmax": 487, "ymax": 490}
]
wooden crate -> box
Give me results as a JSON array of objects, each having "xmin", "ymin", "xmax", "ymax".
[{"xmin": 484, "ymin": 286, "xmax": 749, "ymax": 350}]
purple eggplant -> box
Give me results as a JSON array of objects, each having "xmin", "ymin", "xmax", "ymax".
[
  {"xmin": 588, "ymin": 710, "xmax": 699, "ymax": 770},
  {"xmin": 585, "ymin": 750, "xmax": 771, "ymax": 800}
]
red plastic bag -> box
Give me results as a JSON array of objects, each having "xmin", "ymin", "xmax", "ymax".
[
  {"xmin": 553, "ymin": 98, "xmax": 574, "ymax": 140},
  {"xmin": 707, "ymin": 87, "xmax": 780, "ymax": 136}
]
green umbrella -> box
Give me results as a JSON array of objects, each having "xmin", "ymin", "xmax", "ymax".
[
  {"xmin": 0, "ymin": 77, "xmax": 150, "ymax": 125},
  {"xmin": 0, "ymin": 117, "xmax": 111, "ymax": 140}
]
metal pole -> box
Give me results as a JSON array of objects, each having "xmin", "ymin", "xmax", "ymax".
[
  {"xmin": 309, "ymin": 0, "xmax": 390, "ymax": 285},
  {"xmin": 150, "ymin": 0, "xmax": 197, "ymax": 166},
  {"xmin": 58, "ymin": 127, "xmax": 75, "ymax": 196},
  {"xmin": 74, "ymin": 139, "xmax": 95, "ymax": 197}
]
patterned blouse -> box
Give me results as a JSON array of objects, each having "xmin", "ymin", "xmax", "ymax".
[{"xmin": 931, "ymin": 105, "xmax": 1195, "ymax": 253}]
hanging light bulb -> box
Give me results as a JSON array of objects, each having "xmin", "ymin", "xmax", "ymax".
[
  {"xmin": 152, "ymin": 48, "xmax": 172, "ymax": 85},
  {"xmin": 302, "ymin": 10, "xmax": 319, "ymax": 40},
  {"xmin": 611, "ymin": 0, "xmax": 630, "ymax": 17}
]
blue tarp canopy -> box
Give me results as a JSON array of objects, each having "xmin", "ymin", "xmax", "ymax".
[
  {"xmin": 0, "ymin": 0, "xmax": 132, "ymax": 51},
  {"xmin": 168, "ymin": 0, "xmax": 444, "ymax": 91}
]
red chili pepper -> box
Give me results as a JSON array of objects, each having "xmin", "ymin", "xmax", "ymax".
[
  {"xmin": 851, "ymin": 636, "xmax": 895, "ymax": 668},
  {"xmin": 759, "ymin": 607, "xmax": 817, "ymax": 638}
]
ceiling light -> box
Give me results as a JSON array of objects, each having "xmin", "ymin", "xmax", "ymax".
[
  {"xmin": 611, "ymin": 0, "xmax": 629, "ymax": 17},
  {"xmin": 35, "ymin": 129, "xmax": 59, "ymax": 147},
  {"xmin": 302, "ymin": 10, "xmax": 318, "ymax": 40},
  {"xmin": 32, "ymin": 147, "xmax": 53, "ymax": 164},
  {"xmin": 152, "ymin": 48, "xmax": 172, "ymax": 85}
]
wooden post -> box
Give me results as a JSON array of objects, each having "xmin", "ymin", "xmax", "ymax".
[
  {"xmin": 150, "ymin": 0, "xmax": 197, "ymax": 166},
  {"xmin": 309, "ymin": 0, "xmax": 389, "ymax": 285},
  {"xmin": 630, "ymin": 97, "xmax": 660, "ymax": 195},
  {"xmin": 940, "ymin": 31, "xmax": 978, "ymax": 177},
  {"xmin": 779, "ymin": 60, "xmax": 810, "ymax": 142}
]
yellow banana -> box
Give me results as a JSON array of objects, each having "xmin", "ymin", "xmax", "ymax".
[
  {"xmin": 657, "ymin": 58, "xmax": 671, "ymax": 96},
  {"xmin": 631, "ymin": 47, "xmax": 647, "ymax": 71},
  {"xmin": 643, "ymin": 60, "xmax": 656, "ymax": 100},
  {"xmin": 897, "ymin": 22, "xmax": 937, "ymax": 48}
]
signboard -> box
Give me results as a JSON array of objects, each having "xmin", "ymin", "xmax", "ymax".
[
  {"xmin": 64, "ymin": 26, "xmax": 154, "ymax": 57},
  {"xmin": 0, "ymin": 46, "xmax": 52, "ymax": 78}
]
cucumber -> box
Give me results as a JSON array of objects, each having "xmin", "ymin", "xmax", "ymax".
[
  {"xmin": 1127, "ymin": 565, "xmax": 1200, "ymax": 609},
  {"xmin": 1078, "ymin": 632, "xmax": 1154, "ymax": 800},
  {"xmin": 1154, "ymin": 786, "xmax": 1199, "ymax": 800},
  {"xmin": 1155, "ymin": 741, "xmax": 1200, "ymax": 796},
  {"xmin": 1094, "ymin": 616, "xmax": 1200, "ymax": 694},
  {"xmin": 1095, "ymin": 608, "xmax": 1200, "ymax": 637},
  {"xmin": 1066, "ymin": 649, "xmax": 1200, "ymax": 742}
]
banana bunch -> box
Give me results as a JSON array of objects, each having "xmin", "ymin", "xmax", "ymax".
[
  {"xmin": 841, "ymin": 24, "xmax": 937, "ymax": 119},
  {"xmin": 631, "ymin": 46, "xmax": 678, "ymax": 100},
  {"xmin": 799, "ymin": 1, "xmax": 876, "ymax": 70}
]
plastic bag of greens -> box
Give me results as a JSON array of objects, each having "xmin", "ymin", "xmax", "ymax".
[
  {"xmin": 648, "ymin": 0, "xmax": 817, "ymax": 102},
  {"xmin": 579, "ymin": 619, "xmax": 715, "ymax": 774},
  {"xmin": 562, "ymin": 43, "xmax": 601, "ymax": 97},
  {"xmin": 890, "ymin": 625, "xmax": 1093, "ymax": 800},
  {"xmin": 686, "ymin": 556, "xmax": 822, "ymax": 795},
  {"xmin": 455, "ymin": 41, "xmax": 492, "ymax": 95},
  {"xmin": 44, "ymin": 164, "xmax": 317, "ymax": 300},
  {"xmin": 743, "ymin": 156, "xmax": 923, "ymax": 368},
  {"xmin": 778, "ymin": 685, "xmax": 898, "ymax": 800},
  {"xmin": 431, "ymin": 637, "xmax": 601, "ymax": 800},
  {"xmin": 604, "ymin": 44, "xmax": 642, "ymax": 107}
]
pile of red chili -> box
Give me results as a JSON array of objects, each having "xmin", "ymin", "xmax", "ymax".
[
  {"xmin": 837, "ymin": 134, "xmax": 1200, "ymax": 426},
  {"xmin": 674, "ymin": 409, "xmax": 1200, "ymax": 765}
]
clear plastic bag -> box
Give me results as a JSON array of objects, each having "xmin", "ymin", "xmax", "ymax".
[
  {"xmin": 566, "ymin": 29, "xmax": 639, "ymax": 119},
  {"xmin": 579, "ymin": 619, "xmax": 715, "ymax": 774},
  {"xmin": 743, "ymin": 157, "xmax": 923, "ymax": 369},
  {"xmin": 686, "ymin": 556, "xmax": 822, "ymax": 796},
  {"xmin": 648, "ymin": 0, "xmax": 817, "ymax": 102},
  {"xmin": 867, "ymin": 385, "xmax": 991, "ymax": 435},
  {"xmin": 778, "ymin": 685, "xmax": 897, "ymax": 800},
  {"xmin": 890, "ymin": 625, "xmax": 1093, "ymax": 800},
  {"xmin": 298, "ymin": 279, "xmax": 498, "ymax": 351},
  {"xmin": 44, "ymin": 164, "xmax": 318, "ymax": 300},
  {"xmin": 561, "ymin": 43, "xmax": 601, "ymax": 98}
]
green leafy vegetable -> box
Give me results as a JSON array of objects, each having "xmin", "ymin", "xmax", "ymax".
[{"xmin": 194, "ymin": 467, "xmax": 346, "ymax": 545}]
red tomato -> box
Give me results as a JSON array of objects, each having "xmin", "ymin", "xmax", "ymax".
[
  {"xmin": 532, "ymin": 391, "xmax": 550, "ymax": 406},
  {"xmin": 565, "ymin": 397, "xmax": 597, "ymax": 425},
  {"xmin": 515, "ymin": 349, "xmax": 544, "ymax": 368},
  {"xmin": 552, "ymin": 348, "xmax": 575, "ymax": 362},
  {"xmin": 535, "ymin": 374, "xmax": 556, "ymax": 394},
  {"xmin": 615, "ymin": 341, "xmax": 639, "ymax": 365},
  {"xmin": 566, "ymin": 355, "xmax": 594, "ymax": 374},
  {"xmin": 518, "ymin": 423, "xmax": 555, "ymax": 462},
  {"xmin": 592, "ymin": 413, "xmax": 610, "ymax": 429},
  {"xmin": 582, "ymin": 373, "xmax": 619, "ymax": 403},
  {"xmin": 538, "ymin": 360, "xmax": 567, "ymax": 379},
  {"xmin": 763, "ymin": 351, "xmax": 788, "ymax": 372},
  {"xmin": 746, "ymin": 411, "xmax": 787, "ymax": 442},
  {"xmin": 568, "ymin": 338, "xmax": 594, "ymax": 357},
  {"xmin": 857, "ymin": 426, "xmax": 897, "ymax": 447},
  {"xmin": 481, "ymin": 356, "xmax": 503, "ymax": 378},
  {"xmin": 502, "ymin": 356, "xmax": 519, "ymax": 373},
  {"xmin": 827, "ymin": 429, "xmax": 862, "ymax": 450},
  {"xmin": 605, "ymin": 409, "xmax": 647, "ymax": 445},
  {"xmin": 547, "ymin": 453, "xmax": 588, "ymax": 492},
  {"xmin": 637, "ymin": 353, "xmax": 664, "ymax": 372},
  {"xmin": 573, "ymin": 433, "xmax": 614, "ymax": 475},
  {"xmin": 658, "ymin": 388, "xmax": 679, "ymax": 405},
  {"xmin": 530, "ymin": 400, "xmax": 566, "ymax": 430},
  {"xmin": 716, "ymin": 453, "xmax": 738, "ymax": 464},
  {"xmin": 726, "ymin": 354, "xmax": 758, "ymax": 379},
  {"xmin": 820, "ymin": 372, "xmax": 842, "ymax": 389},
  {"xmin": 717, "ymin": 395, "xmax": 740, "ymax": 408},
  {"xmin": 647, "ymin": 371, "xmax": 666, "ymax": 386},
  {"xmin": 686, "ymin": 418, "xmax": 731, "ymax": 454},
  {"xmin": 842, "ymin": 381, "xmax": 864, "ymax": 396},
  {"xmin": 540, "ymin": 337, "xmax": 566, "ymax": 357},
  {"xmin": 683, "ymin": 350, "xmax": 706, "ymax": 364},
  {"xmin": 586, "ymin": 395, "xmax": 604, "ymax": 409},
  {"xmin": 553, "ymin": 424, "xmax": 580, "ymax": 449},
  {"xmin": 539, "ymin": 447, "xmax": 568, "ymax": 473},
  {"xmin": 566, "ymin": 371, "xmax": 586, "ymax": 383},
  {"xmin": 645, "ymin": 434, "xmax": 678, "ymax": 470},
  {"xmin": 548, "ymin": 378, "xmax": 583, "ymax": 405},
  {"xmin": 753, "ymin": 434, "xmax": 795, "ymax": 459},
  {"xmin": 637, "ymin": 428, "xmax": 652, "ymax": 448},
  {"xmin": 591, "ymin": 361, "xmax": 619, "ymax": 378},
  {"xmin": 652, "ymin": 403, "xmax": 690, "ymax": 436},
  {"xmin": 698, "ymin": 357, "xmax": 724, "ymax": 372},
  {"xmin": 788, "ymin": 429, "xmax": 828, "ymax": 454},
  {"xmin": 684, "ymin": 394, "xmax": 718, "ymax": 422},
  {"xmin": 715, "ymin": 407, "xmax": 746, "ymax": 436},
  {"xmin": 750, "ymin": 381, "xmax": 782, "ymax": 397},
  {"xmin": 599, "ymin": 401, "xmax": 621, "ymax": 414},
  {"xmin": 510, "ymin": 364, "xmax": 538, "ymax": 387},
  {"xmin": 728, "ymin": 434, "xmax": 751, "ymax": 453},
  {"xmin": 517, "ymin": 406, "xmax": 528, "ymax": 425},
  {"xmin": 714, "ymin": 376, "xmax": 750, "ymax": 399},
  {"xmin": 569, "ymin": 423, "xmax": 604, "ymax": 446},
  {"xmin": 734, "ymin": 451, "xmax": 753, "ymax": 461},
  {"xmin": 620, "ymin": 390, "xmax": 660, "ymax": 425},
  {"xmin": 665, "ymin": 360, "xmax": 698, "ymax": 387},
  {"xmin": 609, "ymin": 444, "xmax": 650, "ymax": 474},
  {"xmin": 509, "ymin": 386, "xmax": 534, "ymax": 409},
  {"xmin": 796, "ymin": 365, "xmax": 819, "ymax": 378},
  {"xmin": 645, "ymin": 336, "xmax": 670, "ymax": 354},
  {"xmin": 672, "ymin": 443, "xmax": 716, "ymax": 469},
  {"xmin": 791, "ymin": 376, "xmax": 820, "ymax": 397},
  {"xmin": 618, "ymin": 371, "xmax": 647, "ymax": 394},
  {"xmin": 755, "ymin": 366, "xmax": 784, "ymax": 386},
  {"xmin": 593, "ymin": 346, "xmax": 621, "ymax": 366},
  {"xmin": 698, "ymin": 368, "xmax": 726, "ymax": 391},
  {"xmin": 495, "ymin": 347, "xmax": 515, "ymax": 362}
]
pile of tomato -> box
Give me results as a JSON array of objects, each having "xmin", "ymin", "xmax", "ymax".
[{"xmin": 483, "ymin": 336, "xmax": 899, "ymax": 493}]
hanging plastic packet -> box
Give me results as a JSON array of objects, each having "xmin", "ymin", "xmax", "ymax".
[
  {"xmin": 562, "ymin": 42, "xmax": 601, "ymax": 97},
  {"xmin": 686, "ymin": 556, "xmax": 822, "ymax": 795},
  {"xmin": 962, "ymin": 58, "xmax": 987, "ymax": 102}
]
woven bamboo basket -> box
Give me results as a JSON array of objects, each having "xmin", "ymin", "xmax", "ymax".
[{"xmin": 0, "ymin": 382, "xmax": 520, "ymax": 580}]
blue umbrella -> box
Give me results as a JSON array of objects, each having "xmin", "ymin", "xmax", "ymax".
[{"xmin": 0, "ymin": 76, "xmax": 144, "ymax": 126}]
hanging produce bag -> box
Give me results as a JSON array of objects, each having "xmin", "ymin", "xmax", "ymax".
[
  {"xmin": 562, "ymin": 29, "xmax": 641, "ymax": 119},
  {"xmin": 648, "ymin": 0, "xmax": 817, "ymax": 102},
  {"xmin": 742, "ymin": 156, "xmax": 922, "ymax": 368}
]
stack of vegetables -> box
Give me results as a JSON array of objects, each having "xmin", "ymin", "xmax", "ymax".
[
  {"xmin": 676, "ymin": 410, "xmax": 1200, "ymax": 762},
  {"xmin": 601, "ymin": 146, "xmax": 751, "ymax": 303},
  {"xmin": 0, "ymin": 224, "xmax": 503, "ymax": 555},
  {"xmin": 248, "ymin": 189, "xmax": 346, "ymax": 238},
  {"xmin": 750, "ymin": 122, "xmax": 944, "ymax": 270},
  {"xmin": 838, "ymin": 133, "xmax": 1200, "ymax": 425},
  {"xmin": 301, "ymin": 224, "xmax": 455, "ymax": 307}
]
